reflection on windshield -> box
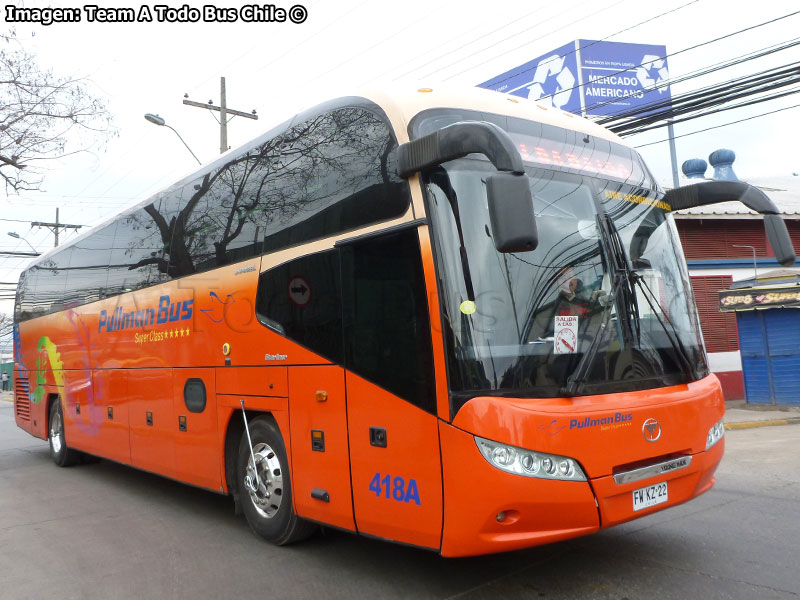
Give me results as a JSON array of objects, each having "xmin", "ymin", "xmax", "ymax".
[{"xmin": 425, "ymin": 159, "xmax": 707, "ymax": 401}]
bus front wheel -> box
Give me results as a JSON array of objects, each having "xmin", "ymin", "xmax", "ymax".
[
  {"xmin": 48, "ymin": 399, "xmax": 81, "ymax": 467},
  {"xmin": 236, "ymin": 416, "xmax": 316, "ymax": 545}
]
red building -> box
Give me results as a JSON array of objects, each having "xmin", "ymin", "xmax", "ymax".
[{"xmin": 673, "ymin": 152, "xmax": 800, "ymax": 399}]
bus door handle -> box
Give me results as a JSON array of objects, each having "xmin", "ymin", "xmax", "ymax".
[{"xmin": 370, "ymin": 427, "xmax": 387, "ymax": 448}]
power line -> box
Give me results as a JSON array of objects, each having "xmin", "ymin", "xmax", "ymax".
[
  {"xmin": 580, "ymin": 36, "xmax": 800, "ymax": 116},
  {"xmin": 633, "ymin": 101, "xmax": 800, "ymax": 148},
  {"xmin": 390, "ymin": 0, "xmax": 584, "ymax": 83},
  {"xmin": 413, "ymin": 0, "xmax": 608, "ymax": 81},
  {"xmin": 467, "ymin": 0, "xmax": 699, "ymax": 88},
  {"xmin": 618, "ymin": 83, "xmax": 800, "ymax": 136},
  {"xmin": 50, "ymin": 0, "xmax": 695, "ymax": 230},
  {"xmin": 441, "ymin": 0, "xmax": 628, "ymax": 82},
  {"xmin": 598, "ymin": 61, "xmax": 800, "ymax": 134},
  {"xmin": 535, "ymin": 9, "xmax": 800, "ymax": 106}
]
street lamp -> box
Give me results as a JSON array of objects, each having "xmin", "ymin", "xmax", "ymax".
[
  {"xmin": 733, "ymin": 244, "xmax": 758, "ymax": 282},
  {"xmin": 144, "ymin": 113, "xmax": 202, "ymax": 165},
  {"xmin": 7, "ymin": 232, "xmax": 38, "ymax": 254}
]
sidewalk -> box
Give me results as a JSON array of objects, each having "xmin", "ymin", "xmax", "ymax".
[{"xmin": 723, "ymin": 399, "xmax": 800, "ymax": 430}]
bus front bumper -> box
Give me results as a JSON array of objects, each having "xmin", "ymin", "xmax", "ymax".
[
  {"xmin": 438, "ymin": 421, "xmax": 724, "ymax": 557},
  {"xmin": 592, "ymin": 437, "xmax": 724, "ymax": 529}
]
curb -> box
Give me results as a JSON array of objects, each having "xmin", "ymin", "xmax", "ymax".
[{"xmin": 725, "ymin": 417, "xmax": 800, "ymax": 430}]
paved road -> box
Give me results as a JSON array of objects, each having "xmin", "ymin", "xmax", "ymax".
[{"xmin": 1, "ymin": 400, "xmax": 798, "ymax": 599}]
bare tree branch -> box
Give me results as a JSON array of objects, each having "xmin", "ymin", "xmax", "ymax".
[{"xmin": 0, "ymin": 31, "xmax": 115, "ymax": 192}]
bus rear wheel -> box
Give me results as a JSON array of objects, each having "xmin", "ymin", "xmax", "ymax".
[
  {"xmin": 237, "ymin": 416, "xmax": 316, "ymax": 545},
  {"xmin": 48, "ymin": 399, "xmax": 81, "ymax": 467}
]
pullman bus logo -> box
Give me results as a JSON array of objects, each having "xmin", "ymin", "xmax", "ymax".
[
  {"xmin": 642, "ymin": 418, "xmax": 661, "ymax": 442},
  {"xmin": 98, "ymin": 295, "xmax": 193, "ymax": 333}
]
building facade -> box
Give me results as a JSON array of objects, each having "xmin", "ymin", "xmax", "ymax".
[{"xmin": 673, "ymin": 151, "xmax": 800, "ymax": 400}]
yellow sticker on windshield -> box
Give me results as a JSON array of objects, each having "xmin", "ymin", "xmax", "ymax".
[
  {"xmin": 460, "ymin": 300, "xmax": 477, "ymax": 315},
  {"xmin": 605, "ymin": 190, "xmax": 671, "ymax": 211}
]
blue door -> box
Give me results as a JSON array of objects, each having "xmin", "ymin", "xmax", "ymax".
[{"xmin": 738, "ymin": 309, "xmax": 800, "ymax": 406}]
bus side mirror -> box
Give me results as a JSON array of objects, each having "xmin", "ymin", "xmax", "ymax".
[
  {"xmin": 487, "ymin": 172, "xmax": 538, "ymax": 253},
  {"xmin": 396, "ymin": 120, "xmax": 538, "ymax": 254},
  {"xmin": 763, "ymin": 214, "xmax": 795, "ymax": 267},
  {"xmin": 664, "ymin": 180, "xmax": 796, "ymax": 267}
]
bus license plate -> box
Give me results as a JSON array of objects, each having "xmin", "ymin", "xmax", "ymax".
[{"xmin": 632, "ymin": 481, "xmax": 668, "ymax": 511}]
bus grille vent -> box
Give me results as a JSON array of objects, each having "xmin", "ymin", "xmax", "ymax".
[{"xmin": 14, "ymin": 376, "xmax": 31, "ymax": 422}]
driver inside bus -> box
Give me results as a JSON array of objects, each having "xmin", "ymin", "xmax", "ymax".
[{"xmin": 555, "ymin": 266, "xmax": 588, "ymax": 317}]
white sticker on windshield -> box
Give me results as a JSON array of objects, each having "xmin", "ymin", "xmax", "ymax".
[{"xmin": 554, "ymin": 316, "xmax": 578, "ymax": 354}]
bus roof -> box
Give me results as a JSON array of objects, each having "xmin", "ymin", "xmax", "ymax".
[
  {"xmin": 22, "ymin": 86, "xmax": 629, "ymax": 271},
  {"xmin": 359, "ymin": 84, "xmax": 627, "ymax": 146}
]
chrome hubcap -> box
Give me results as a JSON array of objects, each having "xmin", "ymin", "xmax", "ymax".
[
  {"xmin": 50, "ymin": 408, "xmax": 63, "ymax": 454},
  {"xmin": 244, "ymin": 442, "xmax": 283, "ymax": 518}
]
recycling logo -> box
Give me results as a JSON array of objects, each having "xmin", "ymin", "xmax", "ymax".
[
  {"xmin": 635, "ymin": 54, "xmax": 669, "ymax": 94},
  {"xmin": 527, "ymin": 54, "xmax": 576, "ymax": 109}
]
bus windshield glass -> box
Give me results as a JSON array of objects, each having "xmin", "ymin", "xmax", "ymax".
[{"xmin": 420, "ymin": 120, "xmax": 706, "ymax": 400}]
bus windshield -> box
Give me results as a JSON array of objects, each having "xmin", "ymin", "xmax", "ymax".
[{"xmin": 424, "ymin": 158, "xmax": 707, "ymax": 400}]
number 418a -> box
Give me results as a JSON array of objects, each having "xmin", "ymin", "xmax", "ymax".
[{"xmin": 369, "ymin": 473, "xmax": 421, "ymax": 505}]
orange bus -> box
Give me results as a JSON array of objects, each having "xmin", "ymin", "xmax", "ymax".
[{"xmin": 12, "ymin": 87, "xmax": 795, "ymax": 556}]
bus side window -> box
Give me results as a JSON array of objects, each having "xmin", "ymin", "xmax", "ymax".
[
  {"xmin": 106, "ymin": 202, "xmax": 167, "ymax": 294},
  {"xmin": 259, "ymin": 106, "xmax": 411, "ymax": 254},
  {"xmin": 255, "ymin": 250, "xmax": 344, "ymax": 364},
  {"xmin": 15, "ymin": 268, "xmax": 37, "ymax": 321},
  {"xmin": 63, "ymin": 221, "xmax": 116, "ymax": 307},
  {"xmin": 27, "ymin": 253, "xmax": 70, "ymax": 318},
  {"xmin": 341, "ymin": 229, "xmax": 436, "ymax": 414}
]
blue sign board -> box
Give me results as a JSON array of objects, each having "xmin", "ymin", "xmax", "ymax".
[
  {"xmin": 578, "ymin": 40, "xmax": 670, "ymax": 116},
  {"xmin": 479, "ymin": 41, "xmax": 582, "ymax": 114},
  {"xmin": 478, "ymin": 40, "xmax": 671, "ymax": 117}
]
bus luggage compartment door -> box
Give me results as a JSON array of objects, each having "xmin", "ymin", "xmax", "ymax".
[
  {"xmin": 172, "ymin": 369, "xmax": 221, "ymax": 491},
  {"xmin": 288, "ymin": 365, "xmax": 355, "ymax": 531},
  {"xmin": 129, "ymin": 368, "xmax": 175, "ymax": 479}
]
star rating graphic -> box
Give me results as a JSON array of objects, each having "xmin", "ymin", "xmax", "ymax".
[{"xmin": 167, "ymin": 328, "xmax": 191, "ymax": 339}]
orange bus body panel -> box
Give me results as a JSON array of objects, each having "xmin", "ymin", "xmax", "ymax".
[
  {"xmin": 217, "ymin": 366, "xmax": 288, "ymax": 398},
  {"xmin": 288, "ymin": 366, "xmax": 356, "ymax": 532},
  {"xmin": 452, "ymin": 376, "xmax": 725, "ymax": 479},
  {"xmin": 92, "ymin": 369, "xmax": 131, "ymax": 465},
  {"xmin": 61, "ymin": 369, "xmax": 96, "ymax": 454},
  {"xmin": 172, "ymin": 368, "xmax": 222, "ymax": 491},
  {"xmin": 592, "ymin": 439, "xmax": 723, "ymax": 528},
  {"xmin": 346, "ymin": 373, "xmax": 443, "ymax": 550},
  {"xmin": 439, "ymin": 375, "xmax": 725, "ymax": 555},
  {"xmin": 128, "ymin": 369, "xmax": 175, "ymax": 479},
  {"xmin": 439, "ymin": 421, "xmax": 600, "ymax": 557},
  {"xmin": 417, "ymin": 225, "xmax": 451, "ymax": 422}
]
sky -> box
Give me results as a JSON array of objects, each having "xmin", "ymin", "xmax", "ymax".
[{"xmin": 1, "ymin": 0, "xmax": 799, "ymax": 325}]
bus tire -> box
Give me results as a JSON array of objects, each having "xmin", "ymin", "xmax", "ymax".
[
  {"xmin": 237, "ymin": 416, "xmax": 316, "ymax": 545},
  {"xmin": 48, "ymin": 398, "xmax": 81, "ymax": 467}
]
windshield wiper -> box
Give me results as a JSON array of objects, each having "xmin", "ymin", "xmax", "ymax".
[
  {"xmin": 599, "ymin": 214, "xmax": 641, "ymax": 344},
  {"xmin": 631, "ymin": 273, "xmax": 696, "ymax": 380},
  {"xmin": 562, "ymin": 214, "xmax": 640, "ymax": 397},
  {"xmin": 561, "ymin": 272, "xmax": 620, "ymax": 396}
]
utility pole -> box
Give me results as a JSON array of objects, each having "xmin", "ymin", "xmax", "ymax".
[
  {"xmin": 182, "ymin": 77, "xmax": 258, "ymax": 155},
  {"xmin": 31, "ymin": 208, "xmax": 83, "ymax": 247},
  {"xmin": 667, "ymin": 119, "xmax": 680, "ymax": 189}
]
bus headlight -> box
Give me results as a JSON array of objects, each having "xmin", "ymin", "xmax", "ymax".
[
  {"xmin": 475, "ymin": 436, "xmax": 587, "ymax": 481},
  {"xmin": 706, "ymin": 419, "xmax": 725, "ymax": 450}
]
